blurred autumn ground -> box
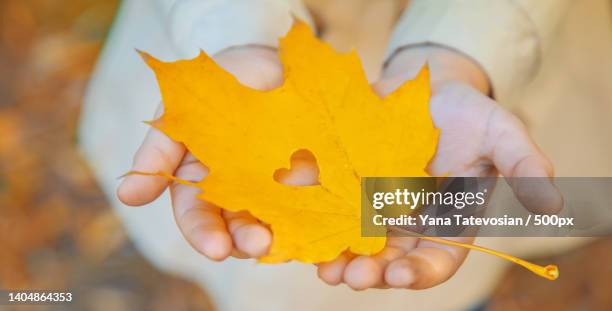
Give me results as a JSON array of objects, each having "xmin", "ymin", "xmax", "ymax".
[
  {"xmin": 0, "ymin": 0, "xmax": 212, "ymax": 310},
  {"xmin": 0, "ymin": 0, "xmax": 610, "ymax": 311}
]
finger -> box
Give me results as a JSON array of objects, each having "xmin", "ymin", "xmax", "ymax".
[
  {"xmin": 223, "ymin": 210, "xmax": 272, "ymax": 258},
  {"xmin": 317, "ymin": 252, "xmax": 353, "ymax": 286},
  {"xmin": 485, "ymin": 108, "xmax": 563, "ymax": 214},
  {"xmin": 385, "ymin": 250, "xmax": 449, "ymax": 289},
  {"xmin": 118, "ymin": 105, "xmax": 185, "ymax": 206},
  {"xmin": 385, "ymin": 237, "xmax": 470, "ymax": 289},
  {"xmin": 342, "ymin": 256, "xmax": 383, "ymax": 290},
  {"xmin": 172, "ymin": 154, "xmax": 232, "ymax": 260},
  {"xmin": 340, "ymin": 237, "xmax": 416, "ymax": 290},
  {"xmin": 343, "ymin": 246, "xmax": 405, "ymax": 290},
  {"xmin": 317, "ymin": 237, "xmax": 417, "ymax": 288}
]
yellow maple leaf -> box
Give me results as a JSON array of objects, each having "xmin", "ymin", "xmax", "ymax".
[{"xmin": 140, "ymin": 22, "xmax": 438, "ymax": 263}]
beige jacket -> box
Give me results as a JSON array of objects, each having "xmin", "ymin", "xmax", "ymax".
[{"xmin": 161, "ymin": 0, "xmax": 570, "ymax": 104}]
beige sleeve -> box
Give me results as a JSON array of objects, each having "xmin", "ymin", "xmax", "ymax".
[
  {"xmin": 155, "ymin": 0, "xmax": 313, "ymax": 57},
  {"xmin": 386, "ymin": 0, "xmax": 571, "ymax": 104}
]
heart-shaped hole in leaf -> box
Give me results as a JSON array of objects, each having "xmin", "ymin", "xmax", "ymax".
[{"xmin": 273, "ymin": 149, "xmax": 320, "ymax": 186}]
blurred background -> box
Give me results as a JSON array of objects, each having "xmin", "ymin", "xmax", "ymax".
[
  {"xmin": 0, "ymin": 0, "xmax": 611, "ymax": 310},
  {"xmin": 0, "ymin": 0, "xmax": 212, "ymax": 310}
]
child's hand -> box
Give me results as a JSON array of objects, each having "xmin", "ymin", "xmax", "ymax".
[
  {"xmin": 314, "ymin": 46, "xmax": 562, "ymax": 290},
  {"xmin": 117, "ymin": 46, "xmax": 283, "ymax": 260}
]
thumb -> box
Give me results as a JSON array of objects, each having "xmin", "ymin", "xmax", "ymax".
[{"xmin": 485, "ymin": 107, "xmax": 563, "ymax": 215}]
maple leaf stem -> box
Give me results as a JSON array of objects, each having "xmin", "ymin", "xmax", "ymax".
[
  {"xmin": 122, "ymin": 171, "xmax": 199, "ymax": 188},
  {"xmin": 390, "ymin": 227, "xmax": 559, "ymax": 280}
]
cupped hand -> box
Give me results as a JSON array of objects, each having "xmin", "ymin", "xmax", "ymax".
[
  {"xmin": 118, "ymin": 46, "xmax": 284, "ymax": 260},
  {"xmin": 316, "ymin": 46, "xmax": 562, "ymax": 290}
]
